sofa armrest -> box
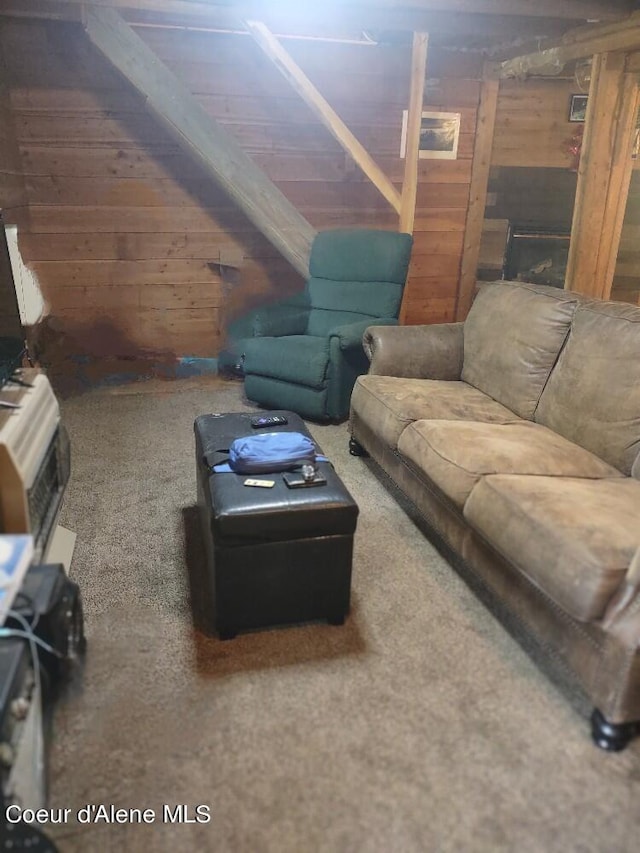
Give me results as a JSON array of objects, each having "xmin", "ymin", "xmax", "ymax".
[
  {"xmin": 364, "ymin": 322, "xmax": 464, "ymax": 379},
  {"xmin": 329, "ymin": 317, "xmax": 397, "ymax": 350},
  {"xmin": 594, "ymin": 546, "xmax": 640, "ymax": 721},
  {"xmin": 253, "ymin": 302, "xmax": 309, "ymax": 337},
  {"xmin": 601, "ymin": 547, "xmax": 640, "ymax": 630}
]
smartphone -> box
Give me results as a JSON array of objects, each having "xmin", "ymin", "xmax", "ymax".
[{"xmin": 282, "ymin": 471, "xmax": 327, "ymax": 488}]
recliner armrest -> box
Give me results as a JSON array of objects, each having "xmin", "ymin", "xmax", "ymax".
[
  {"xmin": 329, "ymin": 317, "xmax": 397, "ymax": 350},
  {"xmin": 364, "ymin": 322, "xmax": 464, "ymax": 379}
]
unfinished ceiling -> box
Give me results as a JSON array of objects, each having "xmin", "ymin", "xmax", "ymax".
[{"xmin": 2, "ymin": 0, "xmax": 638, "ymax": 55}]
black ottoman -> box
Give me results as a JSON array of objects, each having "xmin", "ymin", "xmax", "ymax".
[{"xmin": 194, "ymin": 411, "xmax": 359, "ymax": 638}]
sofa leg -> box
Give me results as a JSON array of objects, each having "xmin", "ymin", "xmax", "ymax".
[
  {"xmin": 590, "ymin": 709, "xmax": 640, "ymax": 751},
  {"xmin": 349, "ymin": 437, "xmax": 369, "ymax": 457}
]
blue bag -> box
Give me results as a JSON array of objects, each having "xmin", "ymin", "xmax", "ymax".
[{"xmin": 226, "ymin": 431, "xmax": 318, "ymax": 474}]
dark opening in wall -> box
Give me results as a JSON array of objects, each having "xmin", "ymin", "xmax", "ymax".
[{"xmin": 503, "ymin": 224, "xmax": 571, "ymax": 289}]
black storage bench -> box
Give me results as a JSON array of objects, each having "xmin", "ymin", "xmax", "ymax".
[{"xmin": 194, "ymin": 411, "xmax": 359, "ymax": 639}]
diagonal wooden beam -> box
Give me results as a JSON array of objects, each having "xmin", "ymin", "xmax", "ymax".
[
  {"xmin": 83, "ymin": 5, "xmax": 316, "ymax": 278},
  {"xmin": 500, "ymin": 12, "xmax": 640, "ymax": 78},
  {"xmin": 244, "ymin": 19, "xmax": 401, "ymax": 214},
  {"xmin": 456, "ymin": 62, "xmax": 500, "ymax": 320}
]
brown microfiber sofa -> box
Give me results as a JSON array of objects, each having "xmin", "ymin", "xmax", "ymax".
[{"xmin": 349, "ymin": 280, "xmax": 640, "ymax": 750}]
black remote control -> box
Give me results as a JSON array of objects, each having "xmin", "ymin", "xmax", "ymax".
[{"xmin": 251, "ymin": 415, "xmax": 288, "ymax": 428}]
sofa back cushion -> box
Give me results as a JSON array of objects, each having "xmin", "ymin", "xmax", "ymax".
[
  {"xmin": 309, "ymin": 228, "xmax": 413, "ymax": 284},
  {"xmin": 535, "ymin": 300, "xmax": 640, "ymax": 475},
  {"xmin": 461, "ymin": 281, "xmax": 581, "ymax": 419},
  {"xmin": 305, "ymin": 229, "xmax": 413, "ymax": 338},
  {"xmin": 305, "ymin": 279, "xmax": 397, "ymax": 337}
]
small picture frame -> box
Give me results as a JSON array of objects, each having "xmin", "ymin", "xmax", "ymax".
[
  {"xmin": 400, "ymin": 110, "xmax": 461, "ymax": 160},
  {"xmin": 569, "ymin": 94, "xmax": 588, "ymax": 123}
]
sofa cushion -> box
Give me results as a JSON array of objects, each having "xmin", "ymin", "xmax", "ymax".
[
  {"xmin": 350, "ymin": 376, "xmax": 521, "ymax": 448},
  {"xmin": 309, "ymin": 228, "xmax": 413, "ymax": 284},
  {"xmin": 397, "ymin": 420, "xmax": 623, "ymax": 508},
  {"xmin": 306, "ymin": 306, "xmax": 377, "ymax": 338},
  {"xmin": 461, "ymin": 281, "xmax": 580, "ymax": 419},
  {"xmin": 243, "ymin": 335, "xmax": 329, "ymax": 389},
  {"xmin": 307, "ymin": 277, "xmax": 403, "ymax": 319},
  {"xmin": 535, "ymin": 300, "xmax": 640, "ymax": 476},
  {"xmin": 464, "ymin": 475, "xmax": 640, "ymax": 622}
]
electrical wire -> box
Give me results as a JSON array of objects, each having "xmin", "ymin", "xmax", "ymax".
[
  {"xmin": 0, "ymin": 611, "xmax": 59, "ymax": 812},
  {"xmin": 10, "ymin": 592, "xmax": 40, "ymax": 632},
  {"xmin": 0, "ymin": 626, "xmax": 61, "ymax": 659}
]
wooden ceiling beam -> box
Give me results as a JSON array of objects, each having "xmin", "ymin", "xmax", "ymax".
[
  {"xmin": 318, "ymin": 0, "xmax": 628, "ymax": 19},
  {"xmin": 500, "ymin": 11, "xmax": 640, "ymax": 77},
  {"xmin": 0, "ymin": 4, "xmax": 582, "ymax": 52},
  {"xmin": 0, "ymin": 0, "xmax": 629, "ymax": 29},
  {"xmin": 83, "ymin": 4, "xmax": 316, "ymax": 277},
  {"xmin": 0, "ymin": 1, "xmax": 82, "ymax": 23},
  {"xmin": 237, "ymin": 11, "xmax": 579, "ymax": 46},
  {"xmin": 50, "ymin": 1, "xmax": 635, "ymax": 22}
]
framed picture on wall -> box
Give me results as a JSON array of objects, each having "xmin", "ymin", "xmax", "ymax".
[
  {"xmin": 400, "ymin": 110, "xmax": 461, "ymax": 159},
  {"xmin": 569, "ymin": 94, "xmax": 588, "ymax": 122}
]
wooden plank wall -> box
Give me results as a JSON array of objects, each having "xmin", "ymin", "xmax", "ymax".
[
  {"xmin": 0, "ymin": 37, "xmax": 28, "ymax": 340},
  {"xmin": 0, "ymin": 17, "xmax": 483, "ymax": 364},
  {"xmin": 491, "ymin": 77, "xmax": 580, "ymax": 169},
  {"xmin": 2, "ymin": 18, "xmax": 295, "ymax": 361},
  {"xmin": 401, "ymin": 53, "xmax": 483, "ymax": 324},
  {"xmin": 0, "ymin": 37, "xmax": 26, "ymax": 225}
]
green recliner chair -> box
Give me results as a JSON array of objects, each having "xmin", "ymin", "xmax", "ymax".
[{"xmin": 239, "ymin": 228, "xmax": 413, "ymax": 422}]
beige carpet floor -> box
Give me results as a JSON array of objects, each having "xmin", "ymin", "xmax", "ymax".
[{"xmin": 41, "ymin": 376, "xmax": 640, "ymax": 853}]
